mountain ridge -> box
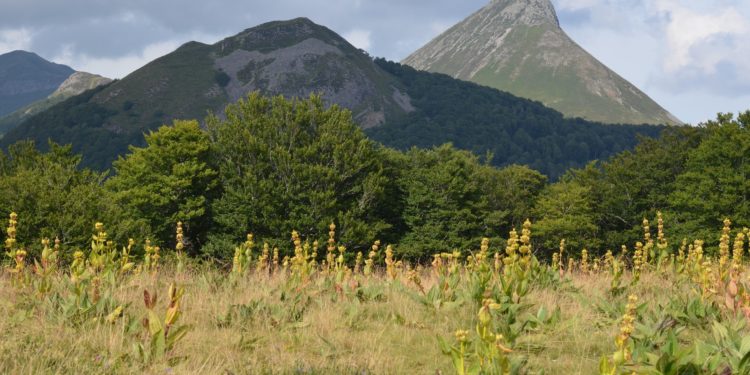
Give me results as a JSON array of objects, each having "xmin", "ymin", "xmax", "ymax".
[
  {"xmin": 0, "ymin": 50, "xmax": 75, "ymax": 117},
  {"xmin": 0, "ymin": 71, "xmax": 111, "ymax": 134},
  {"xmin": 3, "ymin": 17, "xmax": 663, "ymax": 178},
  {"xmin": 1, "ymin": 18, "xmax": 413, "ymax": 168}
]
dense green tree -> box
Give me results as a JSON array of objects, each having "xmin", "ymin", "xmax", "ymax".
[
  {"xmin": 0, "ymin": 141, "xmax": 138, "ymax": 258},
  {"xmin": 598, "ymin": 127, "xmax": 702, "ymax": 246},
  {"xmin": 670, "ymin": 112, "xmax": 750, "ymax": 244},
  {"xmin": 533, "ymin": 180, "xmax": 599, "ymax": 253},
  {"xmin": 205, "ymin": 93, "xmax": 389, "ymax": 259},
  {"xmin": 560, "ymin": 126, "xmax": 704, "ymax": 252},
  {"xmin": 106, "ymin": 120, "xmax": 218, "ymax": 251},
  {"xmin": 477, "ymin": 164, "xmax": 547, "ymax": 234},
  {"xmin": 396, "ymin": 145, "xmax": 493, "ymax": 259}
]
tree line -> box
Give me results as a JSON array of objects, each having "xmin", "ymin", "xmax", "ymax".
[{"xmin": 1, "ymin": 92, "xmax": 747, "ymax": 262}]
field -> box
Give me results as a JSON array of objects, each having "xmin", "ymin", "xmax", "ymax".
[{"xmin": 2, "ymin": 217, "xmax": 750, "ymax": 374}]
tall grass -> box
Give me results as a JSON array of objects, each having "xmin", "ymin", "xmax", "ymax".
[{"xmin": 3, "ymin": 212, "xmax": 750, "ymax": 374}]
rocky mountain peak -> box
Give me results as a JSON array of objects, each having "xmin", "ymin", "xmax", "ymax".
[
  {"xmin": 51, "ymin": 72, "xmax": 112, "ymax": 99},
  {"xmin": 216, "ymin": 17, "xmax": 347, "ymax": 55},
  {"xmin": 402, "ymin": 0, "xmax": 680, "ymax": 125},
  {"xmin": 486, "ymin": 0, "xmax": 559, "ymax": 27}
]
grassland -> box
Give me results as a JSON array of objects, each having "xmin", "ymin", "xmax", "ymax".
[{"xmin": 2, "ymin": 217, "xmax": 750, "ymax": 374}]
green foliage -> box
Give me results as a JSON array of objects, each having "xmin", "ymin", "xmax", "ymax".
[
  {"xmin": 533, "ymin": 180, "xmax": 599, "ymax": 252},
  {"xmin": 397, "ymin": 145, "xmax": 493, "ymax": 258},
  {"xmin": 106, "ymin": 120, "xmax": 218, "ymax": 251},
  {"xmin": 559, "ymin": 125, "xmax": 704, "ymax": 253},
  {"xmin": 205, "ymin": 93, "xmax": 390, "ymax": 259},
  {"xmin": 558, "ymin": 113, "xmax": 750, "ymax": 253},
  {"xmin": 7, "ymin": 79, "xmax": 750, "ymax": 263},
  {"xmin": 0, "ymin": 141, "xmax": 138, "ymax": 256},
  {"xmin": 479, "ymin": 164, "xmax": 547, "ymax": 234},
  {"xmin": 394, "ymin": 147, "xmax": 545, "ymax": 259},
  {"xmin": 368, "ymin": 59, "xmax": 664, "ymax": 179},
  {"xmin": 670, "ymin": 112, "xmax": 750, "ymax": 243}
]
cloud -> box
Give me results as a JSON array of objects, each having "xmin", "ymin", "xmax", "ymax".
[
  {"xmin": 343, "ymin": 29, "xmax": 372, "ymax": 51},
  {"xmin": 53, "ymin": 41, "xmax": 180, "ymax": 79},
  {"xmin": 552, "ymin": 0, "xmax": 750, "ymax": 121},
  {"xmin": 652, "ymin": 1, "xmax": 747, "ymax": 73},
  {"xmin": 2, "ymin": 0, "xmax": 749, "ymax": 123},
  {"xmin": 0, "ymin": 28, "xmax": 33, "ymax": 54}
]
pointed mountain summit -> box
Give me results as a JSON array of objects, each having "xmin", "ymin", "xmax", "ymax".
[{"xmin": 403, "ymin": 0, "xmax": 680, "ymax": 125}]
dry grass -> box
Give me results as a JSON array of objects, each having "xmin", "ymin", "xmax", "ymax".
[{"xmin": 0, "ymin": 261, "xmax": 649, "ymax": 375}]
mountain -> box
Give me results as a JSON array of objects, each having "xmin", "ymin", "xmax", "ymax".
[
  {"xmin": 0, "ymin": 50, "xmax": 75, "ymax": 117},
  {"xmin": 402, "ymin": 0, "xmax": 680, "ymax": 126},
  {"xmin": 0, "ymin": 71, "xmax": 111, "ymax": 134},
  {"xmin": 3, "ymin": 18, "xmax": 662, "ymax": 178},
  {"xmin": 2, "ymin": 18, "xmax": 415, "ymax": 169}
]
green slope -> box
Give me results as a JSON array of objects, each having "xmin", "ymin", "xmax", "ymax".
[
  {"xmin": 0, "ymin": 72, "xmax": 111, "ymax": 134},
  {"xmin": 368, "ymin": 60, "xmax": 664, "ymax": 178}
]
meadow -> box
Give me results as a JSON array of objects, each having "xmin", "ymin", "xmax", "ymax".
[{"xmin": 2, "ymin": 214, "xmax": 750, "ymax": 374}]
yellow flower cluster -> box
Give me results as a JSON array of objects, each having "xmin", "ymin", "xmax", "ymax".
[
  {"xmin": 719, "ymin": 218, "xmax": 731, "ymax": 280},
  {"xmin": 614, "ymin": 294, "xmax": 638, "ymax": 364}
]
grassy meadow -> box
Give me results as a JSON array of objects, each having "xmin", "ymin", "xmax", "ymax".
[{"xmin": 2, "ymin": 216, "xmax": 750, "ymax": 374}]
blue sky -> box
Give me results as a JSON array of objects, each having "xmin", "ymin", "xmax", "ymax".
[{"xmin": 0, "ymin": 0, "xmax": 748, "ymax": 124}]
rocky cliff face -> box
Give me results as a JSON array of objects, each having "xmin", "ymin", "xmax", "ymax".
[
  {"xmin": 51, "ymin": 72, "xmax": 112, "ymax": 99},
  {"xmin": 212, "ymin": 18, "xmax": 412, "ymax": 128},
  {"xmin": 403, "ymin": 0, "xmax": 680, "ymax": 125}
]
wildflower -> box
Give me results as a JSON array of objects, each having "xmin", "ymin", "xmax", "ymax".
[
  {"xmin": 175, "ymin": 222, "xmax": 184, "ymax": 256},
  {"xmin": 719, "ymin": 218, "xmax": 731, "ymax": 280},
  {"xmin": 581, "ymin": 249, "xmax": 589, "ymax": 274},
  {"xmin": 614, "ymin": 294, "xmax": 638, "ymax": 364},
  {"xmin": 364, "ymin": 240, "xmax": 379, "ymax": 276},
  {"xmin": 385, "ymin": 245, "xmax": 396, "ymax": 279},
  {"xmin": 454, "ymin": 329, "xmax": 469, "ymax": 343}
]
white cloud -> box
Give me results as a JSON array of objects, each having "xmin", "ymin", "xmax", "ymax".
[
  {"xmin": 651, "ymin": 1, "xmax": 746, "ymax": 73},
  {"xmin": 343, "ymin": 29, "xmax": 371, "ymax": 51},
  {"xmin": 0, "ymin": 28, "xmax": 33, "ymax": 54},
  {"xmin": 553, "ymin": 0, "xmax": 750, "ymax": 121},
  {"xmin": 49, "ymin": 30, "xmax": 223, "ymax": 78},
  {"xmin": 52, "ymin": 40, "xmax": 180, "ymax": 78}
]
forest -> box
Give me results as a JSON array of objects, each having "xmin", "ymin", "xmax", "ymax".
[{"xmin": 0, "ymin": 93, "xmax": 745, "ymax": 262}]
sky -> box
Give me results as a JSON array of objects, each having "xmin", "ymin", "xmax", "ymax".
[{"xmin": 0, "ymin": 0, "xmax": 748, "ymax": 124}]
